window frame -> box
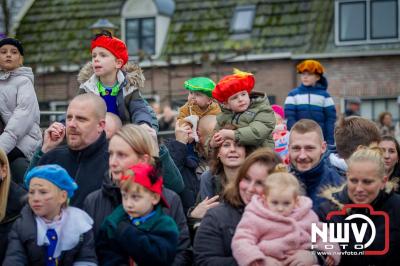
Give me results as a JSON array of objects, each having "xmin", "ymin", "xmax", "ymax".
[
  {"xmin": 230, "ymin": 5, "xmax": 256, "ymax": 34},
  {"xmin": 335, "ymin": 0, "xmax": 400, "ymax": 45},
  {"xmin": 125, "ymin": 17, "xmax": 156, "ymax": 56}
]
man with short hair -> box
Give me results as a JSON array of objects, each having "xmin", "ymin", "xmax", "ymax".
[
  {"xmin": 328, "ymin": 115, "xmax": 381, "ymax": 174},
  {"xmin": 289, "ymin": 119, "xmax": 344, "ymax": 208},
  {"xmin": 37, "ymin": 93, "xmax": 108, "ymax": 207}
]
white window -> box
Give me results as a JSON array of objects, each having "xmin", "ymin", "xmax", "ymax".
[
  {"xmin": 122, "ymin": 0, "xmax": 174, "ymax": 59},
  {"xmin": 335, "ymin": 0, "xmax": 399, "ymax": 45},
  {"xmin": 231, "ymin": 5, "xmax": 256, "ymax": 34}
]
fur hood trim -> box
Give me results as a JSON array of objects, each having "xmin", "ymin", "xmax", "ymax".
[
  {"xmin": 320, "ymin": 179, "xmax": 398, "ymax": 209},
  {"xmin": 77, "ymin": 62, "xmax": 145, "ymax": 95}
]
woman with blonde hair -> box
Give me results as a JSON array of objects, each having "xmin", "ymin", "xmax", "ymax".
[
  {"xmin": 318, "ymin": 147, "xmax": 400, "ymax": 265},
  {"xmin": 83, "ymin": 124, "xmax": 191, "ymax": 265},
  {"xmin": 0, "ymin": 148, "xmax": 27, "ymax": 263}
]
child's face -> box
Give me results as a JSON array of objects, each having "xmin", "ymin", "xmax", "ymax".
[
  {"xmin": 28, "ymin": 178, "xmax": 67, "ymax": 220},
  {"xmin": 91, "ymin": 47, "xmax": 123, "ymax": 79},
  {"xmin": 265, "ymin": 188, "xmax": 297, "ymax": 217},
  {"xmin": 300, "ymin": 71, "xmax": 320, "ymax": 87},
  {"xmin": 188, "ymin": 91, "xmax": 212, "ymax": 109},
  {"xmin": 226, "ymin": 90, "xmax": 250, "ymax": 113},
  {"xmin": 121, "ymin": 185, "xmax": 160, "ymax": 218},
  {"xmin": 0, "ymin": 44, "xmax": 22, "ymax": 71}
]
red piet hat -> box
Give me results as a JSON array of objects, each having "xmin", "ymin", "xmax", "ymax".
[
  {"xmin": 91, "ymin": 35, "xmax": 129, "ymax": 66},
  {"xmin": 120, "ymin": 163, "xmax": 169, "ymax": 208},
  {"xmin": 212, "ymin": 69, "xmax": 255, "ymax": 103}
]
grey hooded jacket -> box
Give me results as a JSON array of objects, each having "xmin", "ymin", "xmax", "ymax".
[
  {"xmin": 77, "ymin": 62, "xmax": 158, "ymax": 131},
  {"xmin": 0, "ymin": 67, "xmax": 42, "ymax": 160}
]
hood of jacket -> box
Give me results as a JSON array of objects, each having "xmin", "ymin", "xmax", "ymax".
[
  {"xmin": 320, "ymin": 181, "xmax": 397, "ymax": 211},
  {"xmin": 0, "ymin": 67, "xmax": 34, "ymax": 83},
  {"xmin": 77, "ymin": 61, "xmax": 145, "ymax": 96}
]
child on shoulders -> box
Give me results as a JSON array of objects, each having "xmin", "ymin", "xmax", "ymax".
[
  {"xmin": 96, "ymin": 163, "xmax": 179, "ymax": 266},
  {"xmin": 178, "ymin": 77, "xmax": 221, "ymax": 142},
  {"xmin": 210, "ymin": 69, "xmax": 276, "ymax": 149},
  {"xmin": 77, "ymin": 30, "xmax": 158, "ymax": 131},
  {"xmin": 3, "ymin": 164, "xmax": 97, "ymax": 265},
  {"xmin": 232, "ymin": 171, "xmax": 340, "ymax": 266}
]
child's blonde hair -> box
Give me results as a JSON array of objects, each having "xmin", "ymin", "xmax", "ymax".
[
  {"xmin": 263, "ymin": 172, "xmax": 303, "ymax": 199},
  {"xmin": 0, "ymin": 149, "xmax": 11, "ymax": 221}
]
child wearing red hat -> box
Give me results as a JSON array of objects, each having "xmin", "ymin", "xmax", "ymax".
[
  {"xmin": 78, "ymin": 30, "xmax": 158, "ymax": 131},
  {"xmin": 210, "ymin": 69, "xmax": 276, "ymax": 149},
  {"xmin": 96, "ymin": 163, "xmax": 179, "ymax": 266},
  {"xmin": 284, "ymin": 59, "xmax": 336, "ymax": 145}
]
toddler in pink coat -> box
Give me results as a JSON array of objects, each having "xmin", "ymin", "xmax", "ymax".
[{"xmin": 231, "ymin": 172, "xmax": 340, "ymax": 266}]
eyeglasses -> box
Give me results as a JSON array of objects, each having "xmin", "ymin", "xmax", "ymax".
[{"xmin": 92, "ymin": 30, "xmax": 113, "ymax": 41}]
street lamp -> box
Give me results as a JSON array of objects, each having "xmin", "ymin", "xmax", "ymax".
[{"xmin": 90, "ymin": 19, "xmax": 117, "ymax": 36}]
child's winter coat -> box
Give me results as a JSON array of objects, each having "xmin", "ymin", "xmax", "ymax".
[{"xmin": 232, "ymin": 195, "xmax": 340, "ymax": 266}]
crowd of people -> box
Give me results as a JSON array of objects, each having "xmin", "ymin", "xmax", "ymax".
[{"xmin": 0, "ymin": 33, "xmax": 400, "ymax": 266}]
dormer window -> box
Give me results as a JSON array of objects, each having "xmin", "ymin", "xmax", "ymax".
[
  {"xmin": 231, "ymin": 5, "xmax": 256, "ymax": 34},
  {"xmin": 126, "ymin": 17, "xmax": 156, "ymax": 55}
]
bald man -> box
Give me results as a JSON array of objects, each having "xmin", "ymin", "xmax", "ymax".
[
  {"xmin": 37, "ymin": 94, "xmax": 108, "ymax": 207},
  {"xmin": 105, "ymin": 112, "xmax": 122, "ymax": 140}
]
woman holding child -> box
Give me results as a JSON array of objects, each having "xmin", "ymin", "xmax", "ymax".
[
  {"xmin": 193, "ymin": 148, "xmax": 281, "ymax": 265},
  {"xmin": 318, "ymin": 147, "xmax": 400, "ymax": 265}
]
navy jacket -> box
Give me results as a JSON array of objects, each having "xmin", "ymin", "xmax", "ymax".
[
  {"xmin": 291, "ymin": 155, "xmax": 345, "ymax": 210},
  {"xmin": 284, "ymin": 76, "xmax": 336, "ymax": 145}
]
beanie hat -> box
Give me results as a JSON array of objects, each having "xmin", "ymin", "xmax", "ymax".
[
  {"xmin": 296, "ymin": 60, "xmax": 324, "ymax": 75},
  {"xmin": 121, "ymin": 163, "xmax": 169, "ymax": 208},
  {"xmin": 91, "ymin": 35, "xmax": 128, "ymax": 66},
  {"xmin": 0, "ymin": 37, "xmax": 24, "ymax": 56},
  {"xmin": 271, "ymin": 104, "xmax": 285, "ymax": 119},
  {"xmin": 212, "ymin": 69, "xmax": 255, "ymax": 103},
  {"xmin": 184, "ymin": 77, "xmax": 215, "ymax": 97},
  {"xmin": 25, "ymin": 165, "xmax": 78, "ymax": 198}
]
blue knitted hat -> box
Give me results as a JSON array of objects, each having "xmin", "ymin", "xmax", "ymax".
[{"xmin": 25, "ymin": 165, "xmax": 78, "ymax": 198}]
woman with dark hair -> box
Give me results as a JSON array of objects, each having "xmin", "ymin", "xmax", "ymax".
[
  {"xmin": 379, "ymin": 135, "xmax": 400, "ymax": 182},
  {"xmin": 193, "ymin": 148, "xmax": 281, "ymax": 265},
  {"xmin": 187, "ymin": 138, "xmax": 252, "ymax": 238}
]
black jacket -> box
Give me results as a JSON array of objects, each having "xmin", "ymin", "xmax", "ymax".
[
  {"xmin": 317, "ymin": 186, "xmax": 400, "ymax": 266},
  {"xmin": 0, "ymin": 181, "xmax": 26, "ymax": 263},
  {"xmin": 3, "ymin": 205, "xmax": 97, "ymax": 266},
  {"xmin": 193, "ymin": 202, "xmax": 243, "ymax": 266},
  {"xmin": 83, "ymin": 174, "xmax": 193, "ymax": 266},
  {"xmin": 38, "ymin": 132, "xmax": 108, "ymax": 208},
  {"xmin": 164, "ymin": 139, "xmax": 200, "ymax": 214}
]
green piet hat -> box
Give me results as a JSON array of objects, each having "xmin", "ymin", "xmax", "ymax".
[{"xmin": 183, "ymin": 77, "xmax": 215, "ymax": 97}]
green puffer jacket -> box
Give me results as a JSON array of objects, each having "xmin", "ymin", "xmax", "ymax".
[{"xmin": 216, "ymin": 92, "xmax": 276, "ymax": 149}]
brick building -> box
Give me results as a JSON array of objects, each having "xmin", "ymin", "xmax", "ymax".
[{"xmin": 14, "ymin": 0, "xmax": 400, "ymax": 122}]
